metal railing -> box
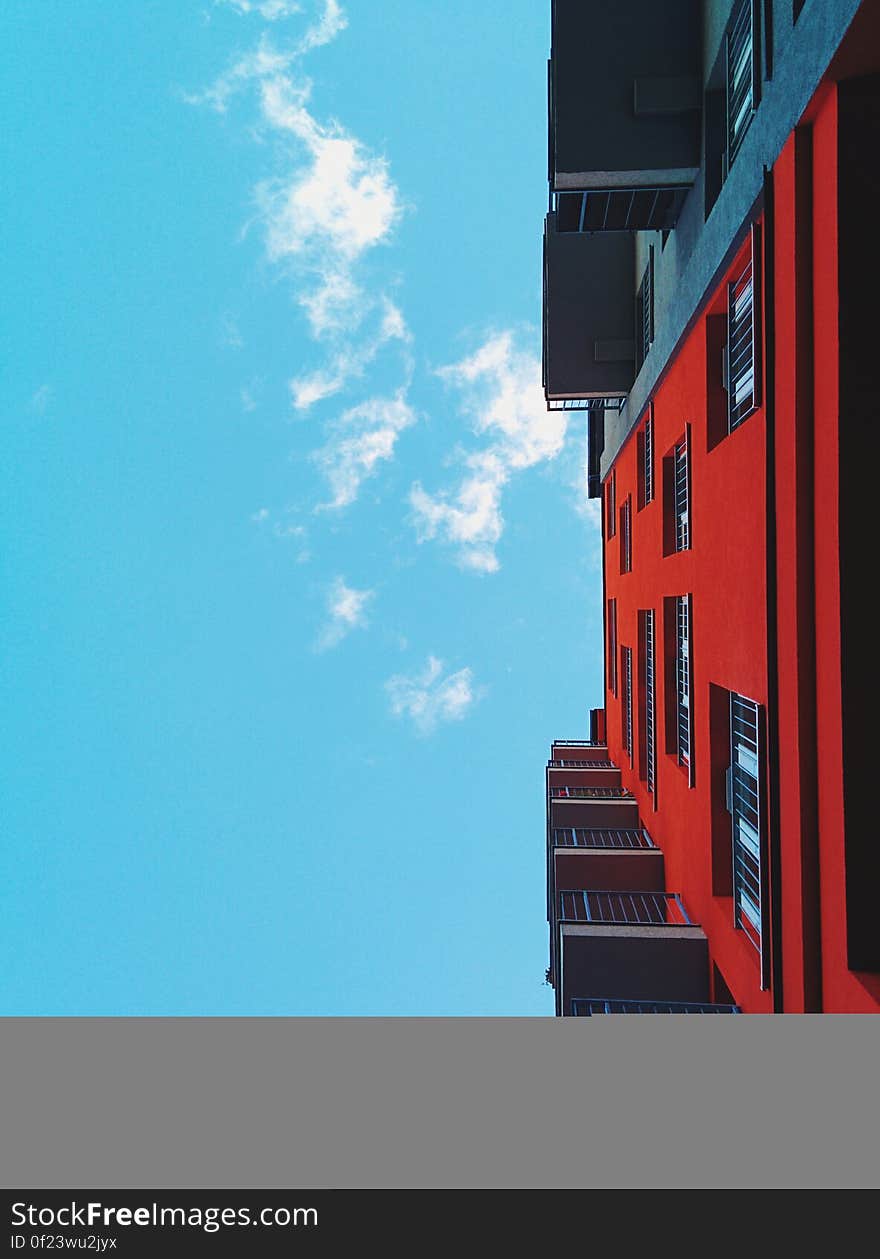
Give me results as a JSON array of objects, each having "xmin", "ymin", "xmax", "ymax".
[
  {"xmin": 553, "ymin": 186, "xmax": 688, "ymax": 234},
  {"xmin": 644, "ymin": 608, "xmax": 656, "ymax": 795},
  {"xmin": 726, "ymin": 0, "xmax": 755, "ymax": 172},
  {"xmin": 728, "ymin": 253, "xmax": 755, "ymax": 431},
  {"xmin": 552, "ymin": 828, "xmax": 655, "ymax": 850},
  {"xmin": 547, "ymin": 759, "xmax": 616, "ymax": 769},
  {"xmin": 551, "ymin": 740, "xmax": 606, "ymax": 747},
  {"xmin": 550, "ymin": 786, "xmax": 634, "ymax": 800},
  {"xmin": 676, "ymin": 596, "xmax": 691, "ymax": 767},
  {"xmin": 547, "ymin": 396, "xmax": 626, "ymax": 413},
  {"xmin": 571, "ymin": 998, "xmax": 740, "ymax": 1015},
  {"xmin": 643, "ymin": 411, "xmax": 654, "ymax": 505},
  {"xmin": 559, "ymin": 890, "xmax": 692, "ymax": 926},
  {"xmin": 674, "ymin": 434, "xmax": 689, "ymax": 551},
  {"xmin": 635, "ymin": 254, "xmax": 654, "ymax": 372}
]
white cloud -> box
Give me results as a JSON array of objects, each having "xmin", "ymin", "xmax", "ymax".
[
  {"xmin": 217, "ymin": 0, "xmax": 303, "ymax": 18},
  {"xmin": 190, "ymin": 6, "xmax": 414, "ymax": 502},
  {"xmin": 317, "ymin": 576, "xmax": 373, "ymax": 650},
  {"xmin": 190, "ymin": 26, "xmax": 406, "ymax": 409},
  {"xmin": 185, "ymin": 38, "xmax": 296, "ymax": 113},
  {"xmin": 409, "ymin": 331, "xmax": 569, "ymax": 573},
  {"xmin": 290, "ymin": 298, "xmax": 410, "ymax": 410},
  {"xmin": 215, "ymin": 0, "xmax": 345, "ymax": 50},
  {"xmin": 255, "ymin": 73, "xmax": 404, "ymax": 343},
  {"xmin": 385, "ymin": 656, "xmax": 479, "ymax": 735},
  {"xmin": 298, "ymin": 0, "xmax": 347, "ymax": 51},
  {"xmin": 313, "ymin": 391, "xmax": 417, "ymax": 509}
]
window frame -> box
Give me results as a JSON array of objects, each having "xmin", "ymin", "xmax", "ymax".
[
  {"xmin": 643, "ymin": 408, "xmax": 654, "ymax": 506},
  {"xmin": 635, "ymin": 246, "xmax": 655, "ymax": 374},
  {"xmin": 606, "ymin": 471, "xmax": 617, "ymax": 540},
  {"xmin": 675, "ymin": 595, "xmax": 693, "ymax": 778},
  {"xmin": 642, "ymin": 609, "xmax": 657, "ymax": 799},
  {"xmin": 622, "ymin": 645, "xmax": 634, "ymax": 766},
  {"xmin": 727, "ymin": 691, "xmax": 770, "ymax": 989},
  {"xmin": 607, "ymin": 598, "xmax": 618, "ymax": 697},
  {"xmin": 620, "ymin": 495, "xmax": 632, "ymax": 574},
  {"xmin": 673, "ymin": 431, "xmax": 690, "ymax": 552},
  {"xmin": 726, "ymin": 0, "xmax": 760, "ymax": 175},
  {"xmin": 726, "ymin": 224, "xmax": 763, "ymax": 432}
]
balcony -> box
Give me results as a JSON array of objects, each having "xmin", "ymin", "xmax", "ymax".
[
  {"xmin": 549, "ymin": 785, "xmax": 639, "ymax": 831},
  {"xmin": 547, "ymin": 759, "xmax": 615, "ymax": 768},
  {"xmin": 570, "ymin": 999, "xmax": 741, "ymax": 1016},
  {"xmin": 547, "ymin": 761, "xmax": 620, "ymax": 789},
  {"xmin": 559, "ymin": 889, "xmax": 691, "ymax": 925},
  {"xmin": 555, "ymin": 888, "xmax": 709, "ymax": 1015},
  {"xmin": 549, "ymin": 0, "xmax": 701, "ymax": 230},
  {"xmin": 542, "ymin": 216, "xmax": 635, "ymax": 407},
  {"xmin": 550, "ymin": 741, "xmax": 609, "ymax": 762},
  {"xmin": 551, "ymin": 828, "xmax": 664, "ymax": 896}
]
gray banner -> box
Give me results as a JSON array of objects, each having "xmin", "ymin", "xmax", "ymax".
[{"xmin": 2, "ymin": 1017, "xmax": 878, "ymax": 1189}]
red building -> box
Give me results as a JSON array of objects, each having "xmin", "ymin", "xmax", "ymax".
[{"xmin": 543, "ymin": 0, "xmax": 880, "ymax": 1014}]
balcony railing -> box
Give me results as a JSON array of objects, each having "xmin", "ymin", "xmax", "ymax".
[
  {"xmin": 547, "ymin": 396, "xmax": 626, "ymax": 412},
  {"xmin": 547, "ymin": 759, "xmax": 616, "ymax": 769},
  {"xmin": 571, "ymin": 998, "xmax": 740, "ymax": 1015},
  {"xmin": 550, "ymin": 786, "xmax": 633, "ymax": 800},
  {"xmin": 553, "ymin": 186, "xmax": 689, "ymax": 234},
  {"xmin": 552, "ymin": 828, "xmax": 655, "ymax": 850},
  {"xmin": 559, "ymin": 890, "xmax": 692, "ymax": 926},
  {"xmin": 552, "ymin": 740, "xmax": 606, "ymax": 747}
]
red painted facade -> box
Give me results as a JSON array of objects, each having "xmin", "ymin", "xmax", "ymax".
[{"xmin": 598, "ymin": 78, "xmax": 879, "ymax": 1013}]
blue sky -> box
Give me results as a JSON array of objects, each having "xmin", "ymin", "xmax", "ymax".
[{"xmin": 1, "ymin": 0, "xmax": 603, "ymax": 1015}]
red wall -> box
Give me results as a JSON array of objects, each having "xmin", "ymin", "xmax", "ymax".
[
  {"xmin": 603, "ymin": 229, "xmax": 772, "ymax": 1013},
  {"xmin": 599, "ymin": 82, "xmax": 880, "ymax": 1013}
]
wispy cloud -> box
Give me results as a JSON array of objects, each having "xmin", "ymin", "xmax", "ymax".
[
  {"xmin": 289, "ymin": 297, "xmax": 409, "ymax": 410},
  {"xmin": 312, "ymin": 390, "xmax": 417, "ymax": 509},
  {"xmin": 251, "ymin": 507, "xmax": 311, "ymax": 560},
  {"xmin": 298, "ymin": 0, "xmax": 346, "ymax": 51},
  {"xmin": 216, "ymin": 0, "xmax": 303, "ymax": 19},
  {"xmin": 29, "ymin": 384, "xmax": 53, "ymax": 415},
  {"xmin": 189, "ymin": 9, "xmax": 407, "ymax": 419},
  {"xmin": 240, "ymin": 382, "xmax": 258, "ymax": 412},
  {"xmin": 317, "ymin": 576, "xmax": 373, "ymax": 650},
  {"xmin": 220, "ymin": 313, "xmax": 244, "ymax": 348},
  {"xmin": 409, "ymin": 331, "xmax": 569, "ymax": 573},
  {"xmin": 215, "ymin": 0, "xmax": 345, "ymax": 49},
  {"xmin": 255, "ymin": 73, "xmax": 405, "ymax": 343},
  {"xmin": 190, "ymin": 3, "xmax": 415, "ymax": 515},
  {"xmin": 385, "ymin": 656, "xmax": 479, "ymax": 735},
  {"xmin": 185, "ymin": 38, "xmax": 296, "ymax": 113}
]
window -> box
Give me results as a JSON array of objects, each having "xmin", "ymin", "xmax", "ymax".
[
  {"xmin": 676, "ymin": 596, "xmax": 691, "ymax": 769},
  {"xmin": 673, "ymin": 434, "xmax": 690, "ymax": 551},
  {"xmin": 727, "ymin": 692, "xmax": 769, "ymax": 986},
  {"xmin": 607, "ymin": 598, "xmax": 618, "ymax": 697},
  {"xmin": 638, "ymin": 406, "xmax": 654, "ymax": 509},
  {"xmin": 620, "ymin": 496, "xmax": 632, "ymax": 574},
  {"xmin": 704, "ymin": 0, "xmax": 760, "ymax": 214},
  {"xmin": 606, "ymin": 471, "xmax": 617, "ymax": 539},
  {"xmin": 639, "ymin": 610, "xmax": 657, "ymax": 797},
  {"xmin": 635, "ymin": 247, "xmax": 654, "ymax": 373},
  {"xmin": 622, "ymin": 646, "xmax": 633, "ymax": 766},
  {"xmin": 726, "ymin": 0, "xmax": 758, "ymax": 173},
  {"xmin": 726, "ymin": 227, "xmax": 762, "ymax": 431}
]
